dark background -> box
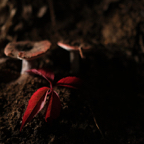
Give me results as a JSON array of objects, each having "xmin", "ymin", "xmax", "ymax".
[{"xmin": 0, "ymin": 0, "xmax": 144, "ymax": 143}]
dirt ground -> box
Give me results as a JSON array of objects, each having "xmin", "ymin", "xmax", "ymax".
[{"xmin": 1, "ymin": 0, "xmax": 144, "ymax": 143}]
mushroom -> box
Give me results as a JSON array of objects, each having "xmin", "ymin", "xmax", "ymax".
[
  {"xmin": 4, "ymin": 40, "xmax": 51, "ymax": 83},
  {"xmin": 57, "ymin": 42, "xmax": 91, "ymax": 73}
]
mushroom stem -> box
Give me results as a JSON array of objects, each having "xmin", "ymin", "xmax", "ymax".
[
  {"xmin": 70, "ymin": 51, "xmax": 79, "ymax": 74},
  {"xmin": 21, "ymin": 59, "xmax": 33, "ymax": 74}
]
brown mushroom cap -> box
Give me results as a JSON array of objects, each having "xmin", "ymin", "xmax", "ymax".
[
  {"xmin": 57, "ymin": 41, "xmax": 91, "ymax": 51},
  {"xmin": 57, "ymin": 42, "xmax": 78, "ymax": 51},
  {"xmin": 4, "ymin": 40, "xmax": 51, "ymax": 60}
]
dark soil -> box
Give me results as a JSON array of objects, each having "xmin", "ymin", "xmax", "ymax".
[{"xmin": 1, "ymin": 0, "xmax": 144, "ymax": 143}]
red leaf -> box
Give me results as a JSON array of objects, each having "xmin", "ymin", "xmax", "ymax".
[
  {"xmin": 26, "ymin": 69, "xmax": 54, "ymax": 82},
  {"xmin": 56, "ymin": 76, "xmax": 82, "ymax": 89},
  {"xmin": 20, "ymin": 87, "xmax": 49, "ymax": 131},
  {"xmin": 45, "ymin": 91, "xmax": 61, "ymax": 122}
]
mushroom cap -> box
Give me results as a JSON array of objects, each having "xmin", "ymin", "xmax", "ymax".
[
  {"xmin": 4, "ymin": 40, "xmax": 51, "ymax": 60},
  {"xmin": 57, "ymin": 42, "xmax": 78, "ymax": 51},
  {"xmin": 57, "ymin": 42, "xmax": 91, "ymax": 51}
]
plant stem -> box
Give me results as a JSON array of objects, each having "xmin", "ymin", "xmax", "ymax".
[
  {"xmin": 48, "ymin": 0, "xmax": 56, "ymax": 27},
  {"xmin": 88, "ymin": 104, "xmax": 104, "ymax": 138}
]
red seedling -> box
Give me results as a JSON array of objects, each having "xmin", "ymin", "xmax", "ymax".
[{"xmin": 20, "ymin": 69, "xmax": 81, "ymax": 131}]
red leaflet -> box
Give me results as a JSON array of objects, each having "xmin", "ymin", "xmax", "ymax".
[
  {"xmin": 20, "ymin": 69, "xmax": 82, "ymax": 131},
  {"xmin": 20, "ymin": 87, "xmax": 49, "ymax": 131},
  {"xmin": 56, "ymin": 76, "xmax": 82, "ymax": 89},
  {"xmin": 45, "ymin": 91, "xmax": 61, "ymax": 122},
  {"xmin": 26, "ymin": 69, "xmax": 54, "ymax": 82}
]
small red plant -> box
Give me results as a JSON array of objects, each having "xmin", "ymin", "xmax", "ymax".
[{"xmin": 20, "ymin": 69, "xmax": 81, "ymax": 131}]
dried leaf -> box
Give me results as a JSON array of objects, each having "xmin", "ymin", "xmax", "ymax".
[
  {"xmin": 45, "ymin": 91, "xmax": 61, "ymax": 122},
  {"xmin": 20, "ymin": 87, "xmax": 49, "ymax": 131},
  {"xmin": 37, "ymin": 6, "xmax": 47, "ymax": 18},
  {"xmin": 56, "ymin": 76, "xmax": 82, "ymax": 89}
]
